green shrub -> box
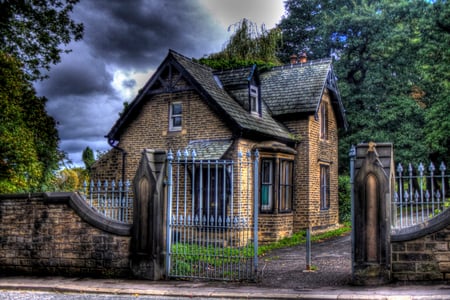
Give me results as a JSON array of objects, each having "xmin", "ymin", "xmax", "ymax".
[{"xmin": 338, "ymin": 175, "xmax": 351, "ymax": 223}]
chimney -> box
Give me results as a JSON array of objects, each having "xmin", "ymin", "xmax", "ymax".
[
  {"xmin": 299, "ymin": 52, "xmax": 307, "ymax": 63},
  {"xmin": 290, "ymin": 54, "xmax": 298, "ymax": 65}
]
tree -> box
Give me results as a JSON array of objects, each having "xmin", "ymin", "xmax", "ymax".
[
  {"xmin": 277, "ymin": 0, "xmax": 332, "ymax": 61},
  {"xmin": 0, "ymin": 52, "xmax": 60, "ymax": 193},
  {"xmin": 82, "ymin": 146, "xmax": 95, "ymax": 173},
  {"xmin": 198, "ymin": 18, "xmax": 282, "ymax": 70},
  {"xmin": 419, "ymin": 0, "xmax": 450, "ymax": 163},
  {"xmin": 279, "ymin": 0, "xmax": 431, "ymax": 170},
  {"xmin": 0, "ymin": 0, "xmax": 83, "ymax": 80}
]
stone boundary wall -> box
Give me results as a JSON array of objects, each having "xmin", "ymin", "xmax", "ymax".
[
  {"xmin": 391, "ymin": 208, "xmax": 450, "ymax": 282},
  {"xmin": 0, "ymin": 192, "xmax": 132, "ymax": 278}
]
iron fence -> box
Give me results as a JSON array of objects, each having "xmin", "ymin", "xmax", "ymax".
[
  {"xmin": 392, "ymin": 161, "xmax": 450, "ymax": 229},
  {"xmin": 80, "ymin": 179, "xmax": 133, "ymax": 223},
  {"xmin": 166, "ymin": 149, "xmax": 259, "ymax": 281}
]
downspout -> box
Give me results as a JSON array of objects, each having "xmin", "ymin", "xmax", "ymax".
[{"xmin": 107, "ymin": 138, "xmax": 127, "ymax": 185}]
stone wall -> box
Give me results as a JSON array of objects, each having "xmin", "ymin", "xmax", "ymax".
[
  {"xmin": 0, "ymin": 193, "xmax": 132, "ymax": 278},
  {"xmin": 391, "ymin": 209, "xmax": 450, "ymax": 282}
]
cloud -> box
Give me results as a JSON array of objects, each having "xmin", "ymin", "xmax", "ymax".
[{"xmin": 35, "ymin": 0, "xmax": 284, "ymax": 166}]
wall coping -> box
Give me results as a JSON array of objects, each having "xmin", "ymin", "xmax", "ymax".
[
  {"xmin": 0, "ymin": 192, "xmax": 132, "ymax": 236},
  {"xmin": 391, "ymin": 207, "xmax": 450, "ymax": 242}
]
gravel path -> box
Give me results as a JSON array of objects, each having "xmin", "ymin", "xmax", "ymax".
[{"xmin": 257, "ymin": 233, "xmax": 352, "ymax": 289}]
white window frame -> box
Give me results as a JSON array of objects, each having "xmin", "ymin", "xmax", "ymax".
[
  {"xmin": 249, "ymin": 85, "xmax": 259, "ymax": 115},
  {"xmin": 169, "ymin": 102, "xmax": 182, "ymax": 131}
]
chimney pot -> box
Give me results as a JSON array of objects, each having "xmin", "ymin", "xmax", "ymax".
[
  {"xmin": 299, "ymin": 52, "xmax": 307, "ymax": 63},
  {"xmin": 290, "ymin": 54, "xmax": 298, "ymax": 65}
]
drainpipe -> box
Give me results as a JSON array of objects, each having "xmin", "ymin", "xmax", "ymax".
[
  {"xmin": 349, "ymin": 145, "xmax": 356, "ymax": 277},
  {"xmin": 107, "ymin": 138, "xmax": 127, "ymax": 185}
]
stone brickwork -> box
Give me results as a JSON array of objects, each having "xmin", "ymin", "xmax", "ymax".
[
  {"xmin": 258, "ymin": 214, "xmax": 294, "ymax": 244},
  {"xmin": 92, "ymin": 90, "xmax": 233, "ymax": 182},
  {"xmin": 285, "ymin": 91, "xmax": 340, "ymax": 232},
  {"xmin": 0, "ymin": 193, "xmax": 132, "ymax": 278},
  {"xmin": 391, "ymin": 224, "xmax": 450, "ymax": 282}
]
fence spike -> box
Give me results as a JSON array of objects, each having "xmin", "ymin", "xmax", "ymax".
[
  {"xmin": 440, "ymin": 162, "xmax": 446, "ymax": 172},
  {"xmin": 408, "ymin": 163, "xmax": 413, "ymax": 174},
  {"xmin": 418, "ymin": 163, "xmax": 424, "ymax": 175},
  {"xmin": 167, "ymin": 149, "xmax": 174, "ymax": 161},
  {"xmin": 397, "ymin": 163, "xmax": 403, "ymax": 174},
  {"xmin": 429, "ymin": 162, "xmax": 435, "ymax": 173}
]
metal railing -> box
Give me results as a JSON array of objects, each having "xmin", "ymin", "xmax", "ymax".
[
  {"xmin": 392, "ymin": 162, "xmax": 450, "ymax": 229},
  {"xmin": 80, "ymin": 179, "xmax": 133, "ymax": 223},
  {"xmin": 166, "ymin": 149, "xmax": 259, "ymax": 281}
]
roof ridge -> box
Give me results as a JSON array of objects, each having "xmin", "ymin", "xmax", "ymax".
[
  {"xmin": 268, "ymin": 58, "xmax": 332, "ymax": 71},
  {"xmin": 168, "ymin": 48, "xmax": 214, "ymax": 71},
  {"xmin": 213, "ymin": 65, "xmax": 254, "ymax": 75}
]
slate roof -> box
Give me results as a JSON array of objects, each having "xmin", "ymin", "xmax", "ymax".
[
  {"xmin": 260, "ymin": 60, "xmax": 332, "ymax": 116},
  {"xmin": 185, "ymin": 139, "xmax": 233, "ymax": 160},
  {"xmin": 169, "ymin": 51, "xmax": 292, "ymax": 141},
  {"xmin": 107, "ymin": 49, "xmax": 347, "ymax": 144}
]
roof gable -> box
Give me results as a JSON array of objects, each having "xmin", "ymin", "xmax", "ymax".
[{"xmin": 107, "ymin": 50, "xmax": 293, "ymax": 142}]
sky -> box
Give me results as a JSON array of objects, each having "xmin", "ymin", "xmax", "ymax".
[{"xmin": 34, "ymin": 0, "xmax": 286, "ymax": 167}]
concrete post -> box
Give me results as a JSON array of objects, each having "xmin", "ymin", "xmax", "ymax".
[
  {"xmin": 131, "ymin": 149, "xmax": 167, "ymax": 280},
  {"xmin": 352, "ymin": 142, "xmax": 394, "ymax": 285}
]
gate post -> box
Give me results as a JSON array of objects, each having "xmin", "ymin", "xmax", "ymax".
[
  {"xmin": 131, "ymin": 149, "xmax": 167, "ymax": 280},
  {"xmin": 352, "ymin": 142, "xmax": 394, "ymax": 285}
]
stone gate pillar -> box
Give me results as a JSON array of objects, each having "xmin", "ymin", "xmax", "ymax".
[
  {"xmin": 131, "ymin": 149, "xmax": 167, "ymax": 280},
  {"xmin": 352, "ymin": 142, "xmax": 394, "ymax": 285}
]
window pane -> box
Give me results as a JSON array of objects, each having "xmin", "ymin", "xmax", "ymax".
[
  {"xmin": 320, "ymin": 165, "xmax": 330, "ymax": 210},
  {"xmin": 261, "ymin": 159, "xmax": 273, "ymax": 212},
  {"xmin": 172, "ymin": 116, "xmax": 182, "ymax": 127},
  {"xmin": 172, "ymin": 103, "xmax": 182, "ymax": 115},
  {"xmin": 279, "ymin": 160, "xmax": 293, "ymax": 212}
]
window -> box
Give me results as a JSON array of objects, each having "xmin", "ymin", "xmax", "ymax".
[
  {"xmin": 320, "ymin": 165, "xmax": 330, "ymax": 210},
  {"xmin": 320, "ymin": 102, "xmax": 328, "ymax": 140},
  {"xmin": 260, "ymin": 157, "xmax": 294, "ymax": 213},
  {"xmin": 249, "ymin": 84, "xmax": 260, "ymax": 115},
  {"xmin": 169, "ymin": 102, "xmax": 182, "ymax": 131},
  {"xmin": 194, "ymin": 165, "xmax": 231, "ymax": 225},
  {"xmin": 279, "ymin": 160, "xmax": 293, "ymax": 212},
  {"xmin": 261, "ymin": 159, "xmax": 274, "ymax": 212}
]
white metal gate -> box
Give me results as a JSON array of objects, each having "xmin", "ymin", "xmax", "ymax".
[{"xmin": 166, "ymin": 149, "xmax": 259, "ymax": 281}]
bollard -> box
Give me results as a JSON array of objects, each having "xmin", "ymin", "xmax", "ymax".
[{"xmin": 305, "ymin": 226, "xmax": 311, "ymax": 271}]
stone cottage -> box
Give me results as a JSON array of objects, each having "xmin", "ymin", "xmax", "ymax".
[{"xmin": 92, "ymin": 49, "xmax": 347, "ymax": 243}]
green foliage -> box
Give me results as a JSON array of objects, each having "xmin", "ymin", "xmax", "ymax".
[
  {"xmin": 279, "ymin": 0, "xmax": 450, "ymax": 171},
  {"xmin": 82, "ymin": 146, "xmax": 95, "ymax": 173},
  {"xmin": 198, "ymin": 18, "xmax": 282, "ymax": 70},
  {"xmin": 52, "ymin": 167, "xmax": 88, "ymax": 192},
  {"xmin": 258, "ymin": 225, "xmax": 351, "ymax": 256},
  {"xmin": 0, "ymin": 52, "xmax": 60, "ymax": 193},
  {"xmin": 338, "ymin": 175, "xmax": 351, "ymax": 223},
  {"xmin": 0, "ymin": 0, "xmax": 84, "ymax": 80}
]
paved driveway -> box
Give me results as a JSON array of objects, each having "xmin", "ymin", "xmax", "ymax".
[{"xmin": 258, "ymin": 233, "xmax": 352, "ymax": 289}]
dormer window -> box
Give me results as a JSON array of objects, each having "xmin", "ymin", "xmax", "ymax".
[
  {"xmin": 169, "ymin": 102, "xmax": 182, "ymax": 131},
  {"xmin": 249, "ymin": 84, "xmax": 260, "ymax": 115}
]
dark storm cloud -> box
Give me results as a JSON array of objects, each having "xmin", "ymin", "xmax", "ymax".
[
  {"xmin": 35, "ymin": 0, "xmax": 226, "ymax": 165},
  {"xmin": 38, "ymin": 43, "xmax": 114, "ymax": 98},
  {"xmin": 78, "ymin": 0, "xmax": 224, "ymax": 70}
]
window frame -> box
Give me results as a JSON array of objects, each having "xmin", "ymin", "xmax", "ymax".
[
  {"xmin": 249, "ymin": 84, "xmax": 260, "ymax": 116},
  {"xmin": 320, "ymin": 101, "xmax": 328, "ymax": 140},
  {"xmin": 320, "ymin": 164, "xmax": 330, "ymax": 210},
  {"xmin": 260, "ymin": 159, "xmax": 274, "ymax": 213},
  {"xmin": 169, "ymin": 102, "xmax": 182, "ymax": 132},
  {"xmin": 259, "ymin": 155, "xmax": 294, "ymax": 214},
  {"xmin": 279, "ymin": 160, "xmax": 293, "ymax": 212}
]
